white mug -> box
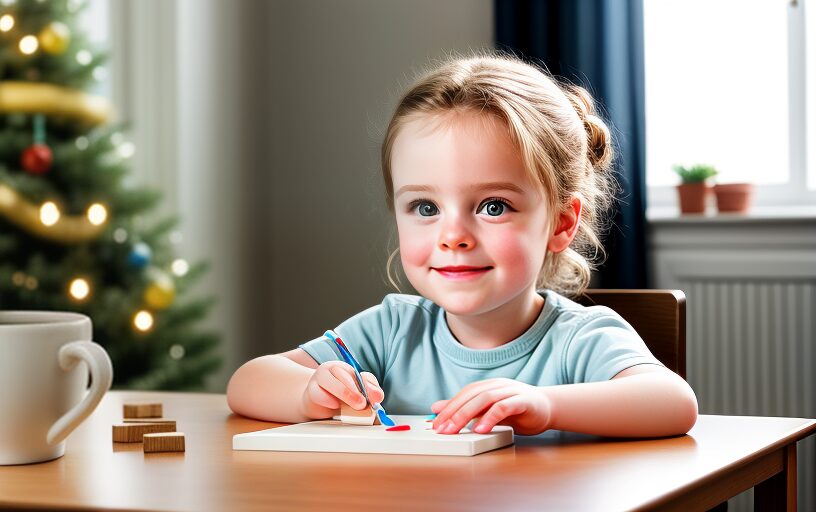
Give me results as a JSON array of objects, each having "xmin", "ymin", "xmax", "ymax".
[{"xmin": 0, "ymin": 311, "xmax": 113, "ymax": 465}]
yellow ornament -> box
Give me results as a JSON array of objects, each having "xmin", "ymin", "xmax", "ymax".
[
  {"xmin": 39, "ymin": 22, "xmax": 71, "ymax": 55},
  {"xmin": 144, "ymin": 274, "xmax": 176, "ymax": 310},
  {"xmin": 0, "ymin": 81, "xmax": 114, "ymax": 126}
]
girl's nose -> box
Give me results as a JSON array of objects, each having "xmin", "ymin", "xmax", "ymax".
[{"xmin": 438, "ymin": 218, "xmax": 475, "ymax": 250}]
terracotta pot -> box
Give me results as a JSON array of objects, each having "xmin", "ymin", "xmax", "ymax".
[
  {"xmin": 713, "ymin": 183, "xmax": 754, "ymax": 213},
  {"xmin": 676, "ymin": 183, "xmax": 709, "ymax": 214}
]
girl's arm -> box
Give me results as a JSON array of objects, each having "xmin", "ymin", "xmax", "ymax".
[
  {"xmin": 226, "ymin": 349, "xmax": 321, "ymax": 423},
  {"xmin": 432, "ymin": 365, "xmax": 698, "ymax": 437},
  {"xmin": 544, "ymin": 364, "xmax": 698, "ymax": 437},
  {"xmin": 226, "ymin": 349, "xmax": 385, "ymax": 424}
]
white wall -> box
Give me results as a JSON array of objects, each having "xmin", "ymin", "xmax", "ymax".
[{"xmin": 114, "ymin": 0, "xmax": 494, "ymax": 391}]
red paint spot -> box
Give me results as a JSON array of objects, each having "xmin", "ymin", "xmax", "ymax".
[{"xmin": 386, "ymin": 425, "xmax": 411, "ymax": 431}]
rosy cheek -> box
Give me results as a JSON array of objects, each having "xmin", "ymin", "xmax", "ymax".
[
  {"xmin": 397, "ymin": 222, "xmax": 432, "ymax": 269},
  {"xmin": 487, "ymin": 231, "xmax": 540, "ymax": 278}
]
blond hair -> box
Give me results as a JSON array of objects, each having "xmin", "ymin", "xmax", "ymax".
[{"xmin": 381, "ymin": 51, "xmax": 617, "ymax": 298}]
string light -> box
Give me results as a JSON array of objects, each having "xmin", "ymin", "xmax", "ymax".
[
  {"xmin": 39, "ymin": 201, "xmax": 60, "ymax": 226},
  {"xmin": 11, "ymin": 271, "xmax": 25, "ymax": 286},
  {"xmin": 19, "ymin": 35, "xmax": 38, "ymax": 55},
  {"xmin": 75, "ymin": 136, "xmax": 89, "ymax": 150},
  {"xmin": 69, "ymin": 278, "xmax": 90, "ymax": 300},
  {"xmin": 171, "ymin": 259, "xmax": 189, "ymax": 277},
  {"xmin": 169, "ymin": 344, "xmax": 185, "ymax": 360},
  {"xmin": 92, "ymin": 66, "xmax": 106, "ymax": 81},
  {"xmin": 75, "ymin": 49, "xmax": 92, "ymax": 65},
  {"xmin": 133, "ymin": 310, "xmax": 154, "ymax": 332},
  {"xmin": 86, "ymin": 203, "xmax": 107, "ymax": 225},
  {"xmin": 24, "ymin": 276, "xmax": 37, "ymax": 290},
  {"xmin": 117, "ymin": 141, "xmax": 135, "ymax": 158},
  {"xmin": 113, "ymin": 228, "xmax": 128, "ymax": 243},
  {"xmin": 0, "ymin": 14, "xmax": 14, "ymax": 32}
]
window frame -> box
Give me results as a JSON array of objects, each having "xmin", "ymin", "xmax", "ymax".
[{"xmin": 645, "ymin": 0, "xmax": 815, "ymax": 211}]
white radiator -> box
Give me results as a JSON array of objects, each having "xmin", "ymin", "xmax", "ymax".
[
  {"xmin": 682, "ymin": 279, "xmax": 816, "ymax": 511},
  {"xmin": 650, "ymin": 214, "xmax": 816, "ymax": 511}
]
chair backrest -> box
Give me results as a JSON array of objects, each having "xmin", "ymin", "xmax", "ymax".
[{"xmin": 577, "ymin": 289, "xmax": 686, "ymax": 379}]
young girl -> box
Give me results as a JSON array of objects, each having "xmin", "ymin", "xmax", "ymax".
[{"xmin": 227, "ymin": 52, "xmax": 698, "ymax": 438}]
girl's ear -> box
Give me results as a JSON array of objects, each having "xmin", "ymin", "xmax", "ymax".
[{"xmin": 547, "ymin": 196, "xmax": 583, "ymax": 254}]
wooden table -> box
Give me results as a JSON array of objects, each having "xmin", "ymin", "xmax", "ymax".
[{"xmin": 1, "ymin": 391, "xmax": 813, "ymax": 511}]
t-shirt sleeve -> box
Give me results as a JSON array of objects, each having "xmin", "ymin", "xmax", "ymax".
[
  {"xmin": 297, "ymin": 297, "xmax": 394, "ymax": 381},
  {"xmin": 562, "ymin": 309, "xmax": 665, "ymax": 383}
]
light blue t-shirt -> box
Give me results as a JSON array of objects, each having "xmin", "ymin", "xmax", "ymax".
[{"xmin": 299, "ymin": 289, "xmax": 663, "ymax": 415}]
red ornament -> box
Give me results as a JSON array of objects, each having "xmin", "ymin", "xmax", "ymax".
[{"xmin": 21, "ymin": 144, "xmax": 53, "ymax": 175}]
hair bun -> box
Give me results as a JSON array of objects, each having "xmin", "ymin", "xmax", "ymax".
[{"xmin": 563, "ymin": 85, "xmax": 613, "ymax": 171}]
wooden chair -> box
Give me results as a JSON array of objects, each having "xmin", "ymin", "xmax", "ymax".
[{"xmin": 577, "ymin": 289, "xmax": 686, "ymax": 379}]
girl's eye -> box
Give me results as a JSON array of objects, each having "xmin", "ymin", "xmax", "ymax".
[
  {"xmin": 410, "ymin": 200, "xmax": 439, "ymax": 217},
  {"xmin": 478, "ymin": 198, "xmax": 511, "ymax": 217}
]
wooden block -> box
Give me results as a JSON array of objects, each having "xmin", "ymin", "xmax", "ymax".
[
  {"xmin": 112, "ymin": 422, "xmax": 176, "ymax": 443},
  {"xmin": 339, "ymin": 403, "xmax": 379, "ymax": 425},
  {"xmin": 123, "ymin": 403, "xmax": 163, "ymax": 418},
  {"xmin": 143, "ymin": 432, "xmax": 185, "ymax": 453},
  {"xmin": 123, "ymin": 418, "xmax": 177, "ymax": 429}
]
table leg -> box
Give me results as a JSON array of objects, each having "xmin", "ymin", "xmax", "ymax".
[{"xmin": 755, "ymin": 443, "xmax": 797, "ymax": 511}]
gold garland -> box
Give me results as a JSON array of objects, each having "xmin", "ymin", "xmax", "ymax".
[
  {"xmin": 0, "ymin": 81, "xmax": 113, "ymax": 125},
  {"xmin": 0, "ymin": 184, "xmax": 106, "ymax": 244}
]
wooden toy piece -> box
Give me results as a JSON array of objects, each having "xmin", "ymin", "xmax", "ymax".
[
  {"xmin": 123, "ymin": 418, "xmax": 177, "ymax": 428},
  {"xmin": 112, "ymin": 422, "xmax": 176, "ymax": 443},
  {"xmin": 143, "ymin": 432, "xmax": 185, "ymax": 453},
  {"xmin": 123, "ymin": 402, "xmax": 163, "ymax": 418},
  {"xmin": 339, "ymin": 403, "xmax": 380, "ymax": 425}
]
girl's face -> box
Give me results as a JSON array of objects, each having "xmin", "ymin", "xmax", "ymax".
[{"xmin": 390, "ymin": 111, "xmax": 553, "ymax": 317}]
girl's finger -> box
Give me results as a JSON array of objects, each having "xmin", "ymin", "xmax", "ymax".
[
  {"xmin": 360, "ymin": 372, "xmax": 384, "ymax": 402},
  {"xmin": 433, "ymin": 380, "xmax": 508, "ymax": 430},
  {"xmin": 431, "ymin": 400, "xmax": 449, "ymax": 413},
  {"xmin": 437, "ymin": 388, "xmax": 517, "ymax": 434},
  {"xmin": 366, "ymin": 383, "xmax": 385, "ymax": 403},
  {"xmin": 317, "ymin": 365, "xmax": 366, "ymax": 409},
  {"xmin": 308, "ymin": 381, "xmax": 342, "ymax": 410},
  {"xmin": 473, "ymin": 396, "xmax": 528, "ymax": 434},
  {"xmin": 361, "ymin": 372, "xmax": 383, "ymax": 391}
]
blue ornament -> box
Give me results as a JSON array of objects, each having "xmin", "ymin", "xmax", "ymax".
[{"xmin": 127, "ymin": 242, "xmax": 152, "ymax": 269}]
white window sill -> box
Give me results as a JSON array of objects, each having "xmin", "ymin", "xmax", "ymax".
[{"xmin": 647, "ymin": 205, "xmax": 816, "ymax": 225}]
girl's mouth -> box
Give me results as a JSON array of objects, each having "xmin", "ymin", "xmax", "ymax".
[{"xmin": 432, "ymin": 266, "xmax": 493, "ymax": 280}]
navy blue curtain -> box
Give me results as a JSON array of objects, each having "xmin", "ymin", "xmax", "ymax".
[{"xmin": 495, "ymin": 0, "xmax": 648, "ymax": 289}]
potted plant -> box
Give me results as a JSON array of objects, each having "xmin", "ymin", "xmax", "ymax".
[
  {"xmin": 713, "ymin": 182, "xmax": 754, "ymax": 213},
  {"xmin": 672, "ymin": 164, "xmax": 718, "ymax": 214}
]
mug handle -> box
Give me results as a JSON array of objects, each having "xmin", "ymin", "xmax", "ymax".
[{"xmin": 46, "ymin": 341, "xmax": 114, "ymax": 446}]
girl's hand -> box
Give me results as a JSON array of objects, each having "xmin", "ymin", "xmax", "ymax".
[
  {"xmin": 431, "ymin": 378, "xmax": 553, "ymax": 435},
  {"xmin": 301, "ymin": 361, "xmax": 385, "ymax": 418}
]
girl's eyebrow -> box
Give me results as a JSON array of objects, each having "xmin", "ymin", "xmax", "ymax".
[{"xmin": 395, "ymin": 181, "xmax": 526, "ymax": 198}]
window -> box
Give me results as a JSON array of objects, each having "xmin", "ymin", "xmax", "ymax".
[{"xmin": 643, "ymin": 0, "xmax": 814, "ymax": 208}]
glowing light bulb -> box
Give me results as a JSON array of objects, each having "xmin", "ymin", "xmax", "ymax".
[
  {"xmin": 69, "ymin": 278, "xmax": 90, "ymax": 300},
  {"xmin": 117, "ymin": 141, "xmax": 135, "ymax": 158},
  {"xmin": 39, "ymin": 201, "xmax": 60, "ymax": 226},
  {"xmin": 133, "ymin": 310, "xmax": 154, "ymax": 332},
  {"xmin": 169, "ymin": 344, "xmax": 185, "ymax": 360},
  {"xmin": 171, "ymin": 259, "xmax": 189, "ymax": 277},
  {"xmin": 11, "ymin": 271, "xmax": 25, "ymax": 286},
  {"xmin": 19, "ymin": 35, "xmax": 38, "ymax": 54},
  {"xmin": 87, "ymin": 203, "xmax": 107, "ymax": 225},
  {"xmin": 0, "ymin": 14, "xmax": 14, "ymax": 32},
  {"xmin": 76, "ymin": 49, "xmax": 92, "ymax": 65}
]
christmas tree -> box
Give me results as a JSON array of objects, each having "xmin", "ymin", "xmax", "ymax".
[{"xmin": 0, "ymin": 0, "xmax": 222, "ymax": 390}]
